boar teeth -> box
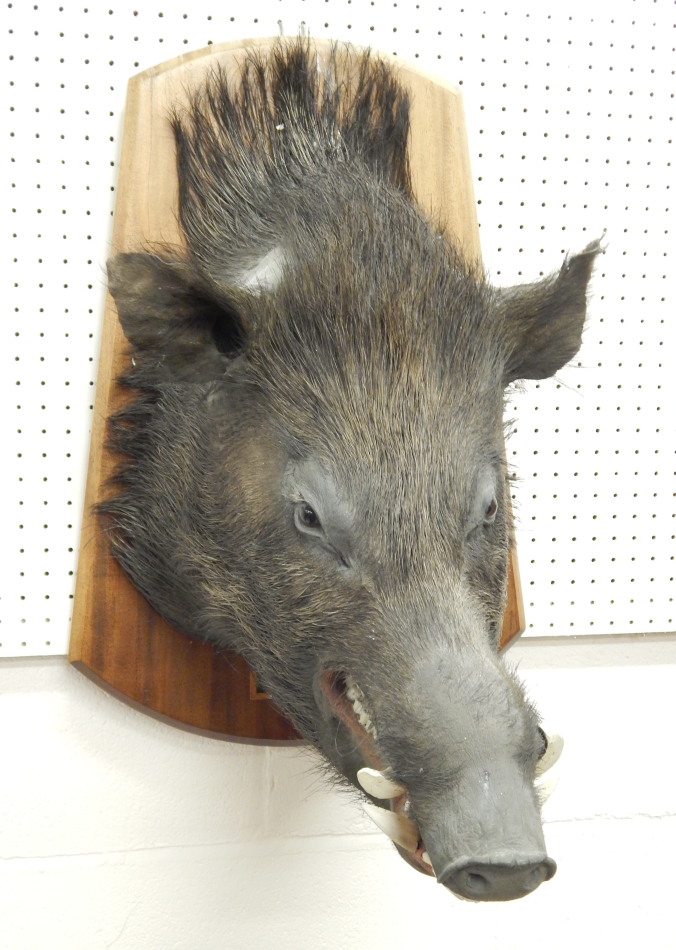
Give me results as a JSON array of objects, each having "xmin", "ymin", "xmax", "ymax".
[
  {"xmin": 344, "ymin": 674, "xmax": 378, "ymax": 740},
  {"xmin": 357, "ymin": 767, "xmax": 406, "ymax": 800},
  {"xmin": 363, "ymin": 803, "xmax": 420, "ymax": 853},
  {"xmin": 536, "ymin": 732, "xmax": 564, "ymax": 777}
]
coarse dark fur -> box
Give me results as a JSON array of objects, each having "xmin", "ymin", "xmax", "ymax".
[{"xmin": 101, "ymin": 39, "xmax": 600, "ymax": 899}]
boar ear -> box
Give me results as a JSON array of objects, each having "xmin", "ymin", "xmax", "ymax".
[
  {"xmin": 498, "ymin": 240, "xmax": 602, "ymax": 383},
  {"xmin": 107, "ymin": 252, "xmax": 247, "ymax": 383}
]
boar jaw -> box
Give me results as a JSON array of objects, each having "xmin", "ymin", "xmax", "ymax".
[{"xmin": 319, "ymin": 669, "xmax": 436, "ymax": 876}]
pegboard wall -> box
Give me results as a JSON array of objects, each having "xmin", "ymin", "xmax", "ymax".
[{"xmin": 2, "ymin": 0, "xmax": 673, "ymax": 655}]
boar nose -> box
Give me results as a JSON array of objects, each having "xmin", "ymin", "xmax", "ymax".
[{"xmin": 440, "ymin": 854, "xmax": 556, "ymax": 902}]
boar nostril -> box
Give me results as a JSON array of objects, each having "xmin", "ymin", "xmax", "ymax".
[
  {"xmin": 465, "ymin": 871, "xmax": 490, "ymax": 896},
  {"xmin": 442, "ymin": 856, "xmax": 556, "ymax": 902}
]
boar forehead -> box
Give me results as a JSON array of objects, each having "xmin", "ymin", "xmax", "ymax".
[
  {"xmin": 232, "ymin": 180, "xmax": 507, "ymax": 544},
  {"xmin": 244, "ymin": 171, "xmax": 504, "ymax": 392}
]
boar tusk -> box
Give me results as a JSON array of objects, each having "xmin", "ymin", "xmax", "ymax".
[
  {"xmin": 535, "ymin": 770, "xmax": 560, "ymax": 804},
  {"xmin": 363, "ymin": 803, "xmax": 420, "ymax": 852},
  {"xmin": 535, "ymin": 732, "xmax": 564, "ymax": 778},
  {"xmin": 357, "ymin": 767, "xmax": 407, "ymax": 799}
]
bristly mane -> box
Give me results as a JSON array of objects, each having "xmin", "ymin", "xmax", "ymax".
[{"xmin": 171, "ymin": 39, "xmax": 412, "ymax": 288}]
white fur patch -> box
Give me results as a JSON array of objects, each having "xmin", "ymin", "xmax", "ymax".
[{"xmin": 238, "ymin": 247, "xmax": 286, "ymax": 292}]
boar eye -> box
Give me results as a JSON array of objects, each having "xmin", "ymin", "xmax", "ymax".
[
  {"xmin": 484, "ymin": 497, "xmax": 498, "ymax": 524},
  {"xmin": 295, "ymin": 502, "xmax": 322, "ymax": 534}
]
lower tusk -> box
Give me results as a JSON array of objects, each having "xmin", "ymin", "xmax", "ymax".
[
  {"xmin": 363, "ymin": 803, "xmax": 420, "ymax": 852},
  {"xmin": 536, "ymin": 770, "xmax": 560, "ymax": 804}
]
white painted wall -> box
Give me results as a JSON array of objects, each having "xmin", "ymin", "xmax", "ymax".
[{"xmin": 2, "ymin": 636, "xmax": 675, "ymax": 949}]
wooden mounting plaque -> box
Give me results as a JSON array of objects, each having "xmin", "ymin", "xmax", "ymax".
[{"xmin": 69, "ymin": 38, "xmax": 525, "ymax": 743}]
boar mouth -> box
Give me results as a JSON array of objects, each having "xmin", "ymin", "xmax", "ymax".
[
  {"xmin": 320, "ymin": 670, "xmax": 379, "ymax": 754},
  {"xmin": 320, "ymin": 669, "xmax": 435, "ymax": 877}
]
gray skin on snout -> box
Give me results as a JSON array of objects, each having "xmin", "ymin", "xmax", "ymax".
[
  {"xmin": 393, "ymin": 652, "xmax": 557, "ymax": 901},
  {"xmin": 101, "ymin": 40, "xmax": 599, "ymax": 901}
]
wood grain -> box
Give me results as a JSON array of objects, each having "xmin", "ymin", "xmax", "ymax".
[{"xmin": 69, "ymin": 38, "xmax": 525, "ymax": 743}]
